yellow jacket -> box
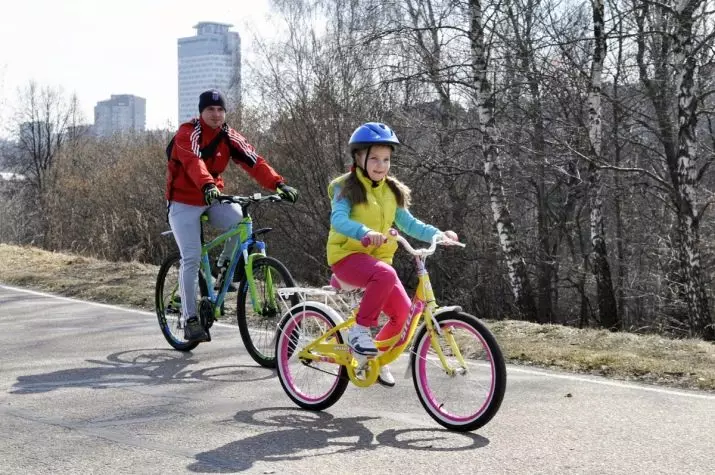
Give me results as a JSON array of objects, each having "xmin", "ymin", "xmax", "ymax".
[{"xmin": 326, "ymin": 169, "xmax": 399, "ymax": 265}]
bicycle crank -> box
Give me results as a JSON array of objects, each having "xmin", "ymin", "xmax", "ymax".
[{"xmin": 199, "ymin": 297, "xmax": 215, "ymax": 329}]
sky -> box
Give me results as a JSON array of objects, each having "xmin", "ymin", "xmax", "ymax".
[{"xmin": 0, "ymin": 0, "xmax": 276, "ymax": 134}]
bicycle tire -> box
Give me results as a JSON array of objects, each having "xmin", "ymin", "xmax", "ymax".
[
  {"xmin": 411, "ymin": 311, "xmax": 506, "ymax": 431},
  {"xmin": 275, "ymin": 302, "xmax": 349, "ymax": 410},
  {"xmin": 236, "ymin": 255, "xmax": 298, "ymax": 368},
  {"xmin": 155, "ymin": 252, "xmax": 208, "ymax": 352}
]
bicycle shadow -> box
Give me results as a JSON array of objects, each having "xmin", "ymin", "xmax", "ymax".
[
  {"xmin": 376, "ymin": 427, "xmax": 489, "ymax": 451},
  {"xmin": 10, "ymin": 348, "xmax": 274, "ymax": 394},
  {"xmin": 187, "ymin": 407, "xmax": 489, "ymax": 472}
]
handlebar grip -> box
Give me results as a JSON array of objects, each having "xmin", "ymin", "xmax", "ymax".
[
  {"xmin": 217, "ymin": 194, "xmax": 233, "ymax": 203},
  {"xmin": 362, "ymin": 229, "xmax": 398, "ymax": 247}
]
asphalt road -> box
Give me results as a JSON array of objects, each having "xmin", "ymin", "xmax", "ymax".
[{"xmin": 0, "ymin": 284, "xmax": 712, "ymax": 474}]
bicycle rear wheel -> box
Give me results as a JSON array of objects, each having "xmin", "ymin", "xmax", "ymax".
[
  {"xmin": 411, "ymin": 311, "xmax": 506, "ymax": 431},
  {"xmin": 275, "ymin": 303, "xmax": 349, "ymax": 411},
  {"xmin": 155, "ymin": 252, "xmax": 208, "ymax": 351},
  {"xmin": 237, "ymin": 255, "xmax": 297, "ymax": 368}
]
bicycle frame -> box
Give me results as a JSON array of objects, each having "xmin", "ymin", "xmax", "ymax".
[
  {"xmin": 200, "ymin": 215, "xmax": 253, "ymax": 318},
  {"xmin": 287, "ymin": 232, "xmax": 468, "ymax": 387},
  {"xmin": 163, "ymin": 194, "xmax": 281, "ymax": 320}
]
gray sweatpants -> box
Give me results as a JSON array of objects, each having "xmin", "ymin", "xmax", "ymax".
[{"xmin": 168, "ymin": 200, "xmax": 243, "ymax": 320}]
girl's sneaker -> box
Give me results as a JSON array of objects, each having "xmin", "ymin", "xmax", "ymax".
[
  {"xmin": 378, "ymin": 365, "xmax": 395, "ymax": 387},
  {"xmin": 347, "ymin": 324, "xmax": 378, "ymax": 356}
]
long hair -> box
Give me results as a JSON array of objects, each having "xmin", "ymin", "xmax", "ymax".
[{"xmin": 338, "ymin": 167, "xmax": 412, "ymax": 208}]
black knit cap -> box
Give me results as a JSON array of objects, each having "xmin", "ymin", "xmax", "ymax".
[{"xmin": 198, "ymin": 89, "xmax": 227, "ymax": 113}]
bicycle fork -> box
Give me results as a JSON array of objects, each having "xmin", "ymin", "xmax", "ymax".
[
  {"xmin": 404, "ymin": 310, "xmax": 470, "ymax": 378},
  {"xmin": 243, "ymin": 245, "xmax": 281, "ymax": 314}
]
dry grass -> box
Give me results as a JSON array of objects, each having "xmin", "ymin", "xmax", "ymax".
[
  {"xmin": 0, "ymin": 243, "xmax": 156, "ymax": 310},
  {"xmin": 1, "ymin": 243, "xmax": 713, "ymax": 392},
  {"xmin": 487, "ymin": 320, "xmax": 715, "ymax": 391}
]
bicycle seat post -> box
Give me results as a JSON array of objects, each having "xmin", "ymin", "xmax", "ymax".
[{"xmin": 200, "ymin": 213, "xmax": 209, "ymax": 245}]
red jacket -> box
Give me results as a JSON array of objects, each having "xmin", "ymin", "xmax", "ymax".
[{"xmin": 166, "ymin": 118, "xmax": 285, "ymax": 206}]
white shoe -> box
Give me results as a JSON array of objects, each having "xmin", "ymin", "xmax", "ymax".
[
  {"xmin": 378, "ymin": 365, "xmax": 395, "ymax": 387},
  {"xmin": 347, "ymin": 324, "xmax": 378, "ymax": 356}
]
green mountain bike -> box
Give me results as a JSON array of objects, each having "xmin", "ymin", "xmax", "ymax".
[{"xmin": 155, "ymin": 193, "xmax": 298, "ymax": 367}]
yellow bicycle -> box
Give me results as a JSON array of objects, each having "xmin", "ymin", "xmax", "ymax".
[{"xmin": 275, "ymin": 230, "xmax": 506, "ymax": 432}]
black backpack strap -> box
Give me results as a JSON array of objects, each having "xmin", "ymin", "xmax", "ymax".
[
  {"xmin": 165, "ymin": 136, "xmax": 176, "ymax": 161},
  {"xmin": 199, "ymin": 129, "xmax": 227, "ymax": 158}
]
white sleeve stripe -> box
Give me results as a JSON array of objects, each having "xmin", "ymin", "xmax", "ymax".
[
  {"xmin": 190, "ymin": 121, "xmax": 202, "ymax": 157},
  {"xmin": 227, "ymin": 129, "xmax": 258, "ymax": 164}
]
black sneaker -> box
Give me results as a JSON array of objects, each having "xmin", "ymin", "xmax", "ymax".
[{"xmin": 184, "ymin": 316, "xmax": 210, "ymax": 342}]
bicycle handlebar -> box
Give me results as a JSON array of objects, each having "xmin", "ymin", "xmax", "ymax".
[
  {"xmin": 361, "ymin": 228, "xmax": 465, "ymax": 257},
  {"xmin": 216, "ymin": 193, "xmax": 283, "ymax": 206}
]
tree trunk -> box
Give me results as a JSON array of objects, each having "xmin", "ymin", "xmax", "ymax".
[
  {"xmin": 611, "ymin": 22, "xmax": 628, "ymax": 327},
  {"xmin": 468, "ymin": 0, "xmax": 537, "ymax": 320},
  {"xmin": 586, "ymin": 0, "xmax": 619, "ymax": 330},
  {"xmin": 672, "ymin": 1, "xmax": 713, "ymax": 340},
  {"xmin": 504, "ymin": 0, "xmax": 554, "ymax": 324}
]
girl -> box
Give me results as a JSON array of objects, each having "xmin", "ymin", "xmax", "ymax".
[{"xmin": 327, "ymin": 122, "xmax": 458, "ymax": 387}]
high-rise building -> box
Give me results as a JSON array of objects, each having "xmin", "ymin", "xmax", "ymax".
[
  {"xmin": 177, "ymin": 22, "xmax": 241, "ymax": 124},
  {"xmin": 93, "ymin": 95, "xmax": 146, "ymax": 137}
]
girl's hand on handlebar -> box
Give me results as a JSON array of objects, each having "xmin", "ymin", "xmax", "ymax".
[
  {"xmin": 443, "ymin": 230, "xmax": 459, "ymax": 242},
  {"xmin": 361, "ymin": 230, "xmax": 387, "ymax": 247},
  {"xmin": 438, "ymin": 230, "xmax": 463, "ymax": 247}
]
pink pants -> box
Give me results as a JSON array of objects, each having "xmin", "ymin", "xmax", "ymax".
[{"xmin": 331, "ymin": 253, "xmax": 410, "ymax": 344}]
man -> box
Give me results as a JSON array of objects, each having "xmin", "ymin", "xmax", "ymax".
[{"xmin": 166, "ymin": 89, "xmax": 298, "ymax": 342}]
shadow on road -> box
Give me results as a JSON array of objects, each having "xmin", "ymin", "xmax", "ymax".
[
  {"xmin": 10, "ymin": 348, "xmax": 274, "ymax": 394},
  {"xmin": 188, "ymin": 407, "xmax": 489, "ymax": 472}
]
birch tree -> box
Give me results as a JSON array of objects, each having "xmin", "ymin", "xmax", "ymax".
[
  {"xmin": 468, "ymin": 0, "xmax": 538, "ymax": 320},
  {"xmin": 586, "ymin": 0, "xmax": 619, "ymax": 329},
  {"xmin": 634, "ymin": 0, "xmax": 714, "ymax": 340}
]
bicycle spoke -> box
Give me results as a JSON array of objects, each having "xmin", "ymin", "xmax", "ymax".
[
  {"xmin": 276, "ymin": 306, "xmax": 349, "ymax": 409},
  {"xmin": 238, "ymin": 256, "xmax": 296, "ymax": 368},
  {"xmin": 156, "ymin": 253, "xmax": 204, "ymax": 351},
  {"xmin": 412, "ymin": 314, "xmax": 506, "ymax": 431}
]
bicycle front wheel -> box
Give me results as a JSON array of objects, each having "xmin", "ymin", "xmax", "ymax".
[
  {"xmin": 237, "ymin": 255, "xmax": 297, "ymax": 368},
  {"xmin": 411, "ymin": 311, "xmax": 506, "ymax": 432},
  {"xmin": 275, "ymin": 303, "xmax": 349, "ymax": 410},
  {"xmin": 155, "ymin": 252, "xmax": 208, "ymax": 352}
]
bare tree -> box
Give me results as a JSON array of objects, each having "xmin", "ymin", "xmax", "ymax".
[
  {"xmin": 607, "ymin": 1, "xmax": 629, "ymax": 326},
  {"xmin": 586, "ymin": 0, "xmax": 619, "ymax": 329},
  {"xmin": 468, "ymin": 0, "xmax": 538, "ymax": 320},
  {"xmin": 633, "ymin": 0, "xmax": 714, "ymax": 340},
  {"xmin": 12, "ymin": 81, "xmax": 79, "ymax": 194},
  {"xmin": 501, "ymin": 0, "xmax": 566, "ymax": 323},
  {"xmin": 242, "ymin": 0, "xmax": 393, "ymax": 280}
]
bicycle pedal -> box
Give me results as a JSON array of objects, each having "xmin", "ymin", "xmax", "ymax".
[{"xmin": 351, "ymin": 352, "xmax": 375, "ymax": 370}]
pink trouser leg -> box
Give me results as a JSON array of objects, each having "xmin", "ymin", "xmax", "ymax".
[{"xmin": 331, "ymin": 253, "xmax": 410, "ymax": 344}]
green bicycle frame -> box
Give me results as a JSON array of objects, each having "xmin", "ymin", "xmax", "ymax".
[{"xmin": 199, "ymin": 213, "xmax": 273, "ymax": 318}]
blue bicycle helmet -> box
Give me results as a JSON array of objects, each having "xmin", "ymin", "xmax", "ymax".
[{"xmin": 348, "ymin": 122, "xmax": 400, "ymax": 152}]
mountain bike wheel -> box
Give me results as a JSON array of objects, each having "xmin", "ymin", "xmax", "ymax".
[
  {"xmin": 155, "ymin": 252, "xmax": 208, "ymax": 352},
  {"xmin": 411, "ymin": 311, "xmax": 506, "ymax": 432},
  {"xmin": 275, "ymin": 303, "xmax": 349, "ymax": 410},
  {"xmin": 237, "ymin": 255, "xmax": 297, "ymax": 368}
]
